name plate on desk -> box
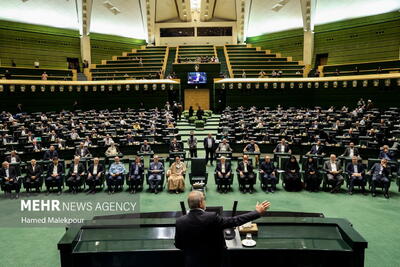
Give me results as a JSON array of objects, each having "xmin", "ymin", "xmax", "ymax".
[{"xmin": 239, "ymin": 223, "xmax": 258, "ymax": 235}]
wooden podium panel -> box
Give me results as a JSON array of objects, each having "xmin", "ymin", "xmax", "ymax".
[{"xmin": 184, "ymin": 88, "xmax": 210, "ymax": 110}]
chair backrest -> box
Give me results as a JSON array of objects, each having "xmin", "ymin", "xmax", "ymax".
[{"xmin": 191, "ymin": 158, "xmax": 207, "ymax": 176}]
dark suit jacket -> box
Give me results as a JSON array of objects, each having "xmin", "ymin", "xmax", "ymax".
[
  {"xmin": 216, "ymin": 162, "xmax": 231, "ymax": 174},
  {"xmin": 43, "ymin": 150, "xmax": 58, "ymax": 160},
  {"xmin": 68, "ymin": 163, "xmax": 86, "ymax": 176},
  {"xmin": 47, "ymin": 163, "xmax": 64, "ymax": 176},
  {"xmin": 87, "ymin": 164, "xmax": 104, "ymax": 176},
  {"xmin": 309, "ymin": 144, "xmax": 324, "ymax": 155},
  {"xmin": 378, "ymin": 151, "xmax": 394, "ymax": 161},
  {"xmin": 260, "ymin": 161, "xmax": 276, "ymax": 174},
  {"xmin": 346, "ymin": 163, "xmax": 365, "ymax": 176},
  {"xmin": 0, "ymin": 166, "xmax": 17, "ymax": 179},
  {"xmin": 75, "ymin": 147, "xmax": 90, "ymax": 157},
  {"xmin": 342, "ymin": 147, "xmax": 360, "ymax": 157},
  {"xmin": 370, "ymin": 163, "xmax": 390, "ymax": 178},
  {"xmin": 175, "ymin": 209, "xmax": 260, "ymax": 267},
  {"xmin": 236, "ymin": 161, "xmax": 254, "ymax": 173},
  {"xmin": 169, "ymin": 142, "xmax": 182, "ymax": 152},
  {"xmin": 129, "ymin": 162, "xmax": 144, "ymax": 176},
  {"xmin": 6, "ymin": 155, "xmax": 21, "ymax": 163},
  {"xmin": 140, "ymin": 144, "xmax": 152, "ymax": 152},
  {"xmin": 26, "ymin": 164, "xmax": 43, "ymax": 177},
  {"xmin": 274, "ymin": 144, "xmax": 290, "ymax": 153},
  {"xmin": 203, "ymin": 137, "xmax": 216, "ymax": 150}
]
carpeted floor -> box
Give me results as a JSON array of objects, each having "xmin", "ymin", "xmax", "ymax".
[{"xmin": 0, "ymin": 115, "xmax": 399, "ymax": 267}]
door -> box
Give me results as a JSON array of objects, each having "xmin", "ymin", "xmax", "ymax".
[
  {"xmin": 184, "ymin": 89, "xmax": 210, "ymax": 110},
  {"xmin": 315, "ymin": 53, "xmax": 328, "ymax": 69}
]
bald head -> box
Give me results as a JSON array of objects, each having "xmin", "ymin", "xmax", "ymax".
[{"xmin": 187, "ymin": 191, "xmax": 205, "ymax": 210}]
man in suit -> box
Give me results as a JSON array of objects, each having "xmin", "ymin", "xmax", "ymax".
[
  {"xmin": 341, "ymin": 142, "xmax": 360, "ymax": 158},
  {"xmin": 259, "ymin": 155, "xmax": 277, "ymax": 192},
  {"xmin": 236, "ymin": 155, "xmax": 256, "ymax": 193},
  {"xmin": 187, "ymin": 131, "xmax": 197, "ymax": 158},
  {"xmin": 378, "ymin": 145, "xmax": 394, "ymax": 161},
  {"xmin": 169, "ymin": 138, "xmax": 182, "ymax": 152},
  {"xmin": 323, "ymin": 154, "xmax": 344, "ymax": 193},
  {"xmin": 175, "ymin": 191, "xmax": 270, "ymax": 267},
  {"xmin": 128, "ymin": 156, "xmax": 144, "ymax": 194},
  {"xmin": 6, "ymin": 150, "xmax": 21, "ymax": 164},
  {"xmin": 75, "ymin": 142, "xmax": 91, "ymax": 158},
  {"xmin": 25, "ymin": 159, "xmax": 43, "ymax": 193},
  {"xmin": 273, "ymin": 138, "xmax": 292, "ymax": 154},
  {"xmin": 307, "ymin": 140, "xmax": 325, "ymax": 156},
  {"xmin": 140, "ymin": 140, "xmax": 152, "ymax": 153},
  {"xmin": 203, "ymin": 133, "xmax": 216, "ymax": 166},
  {"xmin": 31, "ymin": 139, "xmax": 42, "ymax": 152},
  {"xmin": 45, "ymin": 157, "xmax": 63, "ymax": 195},
  {"xmin": 0, "ymin": 161, "xmax": 20, "ymax": 198},
  {"xmin": 369, "ymin": 158, "xmax": 390, "ymax": 198},
  {"xmin": 215, "ymin": 156, "xmax": 231, "ymax": 193},
  {"xmin": 346, "ymin": 156, "xmax": 366, "ymax": 195},
  {"xmin": 107, "ymin": 156, "xmax": 125, "ymax": 194},
  {"xmin": 43, "ymin": 145, "xmax": 58, "ymax": 160},
  {"xmin": 216, "ymin": 139, "xmax": 232, "ymax": 154},
  {"xmin": 148, "ymin": 155, "xmax": 164, "ymax": 194},
  {"xmin": 86, "ymin": 157, "xmax": 104, "ymax": 194},
  {"xmin": 66, "ymin": 156, "xmax": 86, "ymax": 194}
]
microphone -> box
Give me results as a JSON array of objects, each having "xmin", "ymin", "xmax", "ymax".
[
  {"xmin": 224, "ymin": 201, "xmax": 238, "ymax": 240},
  {"xmin": 180, "ymin": 201, "xmax": 187, "ymax": 215}
]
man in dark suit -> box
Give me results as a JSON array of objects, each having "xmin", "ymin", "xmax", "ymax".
[
  {"xmin": 378, "ymin": 145, "xmax": 394, "ymax": 161},
  {"xmin": 307, "ymin": 140, "xmax": 325, "ymax": 156},
  {"xmin": 203, "ymin": 133, "xmax": 216, "ymax": 166},
  {"xmin": 25, "ymin": 159, "xmax": 43, "ymax": 193},
  {"xmin": 259, "ymin": 155, "xmax": 277, "ymax": 192},
  {"xmin": 43, "ymin": 145, "xmax": 58, "ymax": 160},
  {"xmin": 215, "ymin": 156, "xmax": 231, "ymax": 193},
  {"xmin": 66, "ymin": 156, "xmax": 86, "ymax": 194},
  {"xmin": 0, "ymin": 161, "xmax": 20, "ymax": 198},
  {"xmin": 75, "ymin": 142, "xmax": 91, "ymax": 158},
  {"xmin": 169, "ymin": 138, "xmax": 182, "ymax": 152},
  {"xmin": 341, "ymin": 142, "xmax": 360, "ymax": 158},
  {"xmin": 175, "ymin": 191, "xmax": 270, "ymax": 267},
  {"xmin": 86, "ymin": 157, "xmax": 104, "ymax": 194},
  {"xmin": 273, "ymin": 138, "xmax": 291, "ymax": 154},
  {"xmin": 46, "ymin": 157, "xmax": 63, "ymax": 195},
  {"xmin": 323, "ymin": 154, "xmax": 344, "ymax": 193},
  {"xmin": 346, "ymin": 156, "xmax": 366, "ymax": 195},
  {"xmin": 128, "ymin": 156, "xmax": 144, "ymax": 194},
  {"xmin": 236, "ymin": 155, "xmax": 256, "ymax": 193},
  {"xmin": 369, "ymin": 158, "xmax": 390, "ymax": 198},
  {"xmin": 139, "ymin": 140, "xmax": 152, "ymax": 153},
  {"xmin": 148, "ymin": 155, "xmax": 164, "ymax": 194},
  {"xmin": 6, "ymin": 151, "xmax": 21, "ymax": 164}
]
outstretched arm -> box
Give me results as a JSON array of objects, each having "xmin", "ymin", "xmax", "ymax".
[{"xmin": 216, "ymin": 201, "xmax": 270, "ymax": 229}]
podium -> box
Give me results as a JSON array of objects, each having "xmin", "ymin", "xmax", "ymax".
[{"xmin": 58, "ymin": 211, "xmax": 367, "ymax": 267}]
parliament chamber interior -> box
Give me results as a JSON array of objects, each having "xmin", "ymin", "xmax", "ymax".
[{"xmin": 0, "ymin": 1, "xmax": 400, "ymax": 267}]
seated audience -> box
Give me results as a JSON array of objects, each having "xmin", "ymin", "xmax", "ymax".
[
  {"xmin": 107, "ymin": 156, "xmax": 125, "ymax": 194},
  {"xmin": 341, "ymin": 142, "xmax": 360, "ymax": 158},
  {"xmin": 346, "ymin": 156, "xmax": 366, "ymax": 195},
  {"xmin": 323, "ymin": 154, "xmax": 344, "ymax": 193},
  {"xmin": 86, "ymin": 157, "xmax": 104, "ymax": 194},
  {"xmin": 303, "ymin": 157, "xmax": 320, "ymax": 192},
  {"xmin": 66, "ymin": 156, "xmax": 85, "ymax": 194},
  {"xmin": 215, "ymin": 156, "xmax": 231, "ymax": 193},
  {"xmin": 148, "ymin": 155, "xmax": 164, "ymax": 194},
  {"xmin": 128, "ymin": 156, "xmax": 144, "ymax": 194},
  {"xmin": 259, "ymin": 156, "xmax": 277, "ymax": 192},
  {"xmin": 369, "ymin": 158, "xmax": 390, "ymax": 198},
  {"xmin": 45, "ymin": 157, "xmax": 63, "ymax": 195},
  {"xmin": 167, "ymin": 156, "xmax": 186, "ymax": 194},
  {"xmin": 75, "ymin": 142, "xmax": 91, "ymax": 158},
  {"xmin": 24, "ymin": 159, "xmax": 43, "ymax": 193},
  {"xmin": 43, "ymin": 145, "xmax": 58, "ymax": 160},
  {"xmin": 0, "ymin": 161, "xmax": 20, "ymax": 198},
  {"xmin": 236, "ymin": 155, "xmax": 256, "ymax": 193},
  {"xmin": 274, "ymin": 139, "xmax": 291, "ymax": 154},
  {"xmin": 6, "ymin": 150, "xmax": 21, "ymax": 163},
  {"xmin": 283, "ymin": 156, "xmax": 302, "ymax": 191}
]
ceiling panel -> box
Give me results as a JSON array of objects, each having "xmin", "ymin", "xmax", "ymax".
[
  {"xmin": 155, "ymin": 0, "xmax": 179, "ymax": 22},
  {"xmin": 0, "ymin": 0, "xmax": 79, "ymax": 30},
  {"xmin": 90, "ymin": 0, "xmax": 146, "ymax": 39},
  {"xmin": 213, "ymin": 0, "xmax": 236, "ymax": 21}
]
